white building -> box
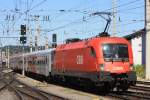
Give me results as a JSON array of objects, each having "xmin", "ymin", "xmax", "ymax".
[{"xmin": 124, "ymin": 29, "xmax": 146, "ymax": 65}]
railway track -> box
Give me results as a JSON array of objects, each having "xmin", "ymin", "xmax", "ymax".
[
  {"xmin": 108, "ymin": 91, "xmax": 150, "ymax": 100},
  {"xmin": 137, "ymin": 80, "xmax": 150, "ymax": 85},
  {"xmin": 108, "ymin": 80, "xmax": 150, "ymax": 100},
  {"xmin": 26, "ymin": 73, "xmax": 150, "ymax": 100},
  {"xmin": 108, "ymin": 81, "xmax": 150, "ymax": 100},
  {"xmin": 13, "ymin": 69, "xmax": 150, "ymax": 100},
  {"xmin": 130, "ymin": 80, "xmax": 150, "ymax": 93},
  {"xmin": 126, "ymin": 80, "xmax": 150, "ymax": 99},
  {"xmin": 59, "ymin": 80, "xmax": 150, "ymax": 100},
  {"xmin": 0, "ymin": 67, "xmax": 66, "ymax": 100},
  {"xmin": 11, "ymin": 80, "xmax": 66, "ymax": 100}
]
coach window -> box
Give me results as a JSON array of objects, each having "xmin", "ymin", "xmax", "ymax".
[
  {"xmin": 44, "ymin": 57, "xmax": 46, "ymax": 64},
  {"xmin": 37, "ymin": 60, "xmax": 39, "ymax": 64},
  {"xmin": 42, "ymin": 60, "xmax": 44, "ymax": 64},
  {"xmin": 45, "ymin": 56, "xmax": 47, "ymax": 63},
  {"xmin": 45, "ymin": 57, "xmax": 47, "ymax": 63},
  {"xmin": 33, "ymin": 60, "xmax": 36, "ymax": 65},
  {"xmin": 45, "ymin": 58, "xmax": 46, "ymax": 64}
]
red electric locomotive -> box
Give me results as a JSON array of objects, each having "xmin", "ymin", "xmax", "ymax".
[{"xmin": 53, "ymin": 37, "xmax": 136, "ymax": 91}]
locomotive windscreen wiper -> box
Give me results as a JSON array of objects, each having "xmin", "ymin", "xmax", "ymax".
[
  {"xmin": 110, "ymin": 57, "xmax": 114, "ymax": 63},
  {"xmin": 121, "ymin": 58, "xmax": 129, "ymax": 62}
]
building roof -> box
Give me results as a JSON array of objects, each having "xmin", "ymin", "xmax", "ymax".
[{"xmin": 124, "ymin": 28, "xmax": 145, "ymax": 40}]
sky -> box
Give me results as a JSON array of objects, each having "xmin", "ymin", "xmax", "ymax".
[{"xmin": 0, "ymin": 0, "xmax": 145, "ymax": 46}]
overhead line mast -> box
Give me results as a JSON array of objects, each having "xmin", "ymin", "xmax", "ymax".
[
  {"xmin": 112, "ymin": 0, "xmax": 117, "ymax": 36},
  {"xmin": 145, "ymin": 0, "xmax": 150, "ymax": 80}
]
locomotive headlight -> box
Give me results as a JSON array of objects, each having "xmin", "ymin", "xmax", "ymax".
[{"xmin": 100, "ymin": 64, "xmax": 104, "ymax": 71}]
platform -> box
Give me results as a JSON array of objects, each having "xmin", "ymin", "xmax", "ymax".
[
  {"xmin": 137, "ymin": 77, "xmax": 150, "ymax": 82},
  {"xmin": 15, "ymin": 74, "xmax": 109, "ymax": 100}
]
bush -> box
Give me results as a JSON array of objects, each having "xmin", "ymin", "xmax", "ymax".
[{"xmin": 134, "ymin": 64, "xmax": 145, "ymax": 78}]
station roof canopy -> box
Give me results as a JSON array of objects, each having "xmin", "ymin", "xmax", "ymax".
[{"xmin": 124, "ymin": 28, "xmax": 145, "ymax": 40}]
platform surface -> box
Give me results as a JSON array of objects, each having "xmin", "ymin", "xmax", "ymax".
[{"xmin": 15, "ymin": 74, "xmax": 111, "ymax": 100}]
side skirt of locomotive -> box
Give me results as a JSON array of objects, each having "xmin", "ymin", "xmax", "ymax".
[{"xmin": 51, "ymin": 70, "xmax": 137, "ymax": 91}]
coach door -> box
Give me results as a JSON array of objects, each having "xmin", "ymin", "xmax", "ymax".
[{"xmin": 50, "ymin": 50, "xmax": 55, "ymax": 74}]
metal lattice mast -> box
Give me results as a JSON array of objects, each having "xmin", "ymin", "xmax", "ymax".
[
  {"xmin": 35, "ymin": 16, "xmax": 40, "ymax": 51},
  {"xmin": 112, "ymin": 0, "xmax": 117, "ymax": 36},
  {"xmin": 145, "ymin": 0, "xmax": 150, "ymax": 79},
  {"xmin": 45, "ymin": 36, "xmax": 49, "ymax": 49}
]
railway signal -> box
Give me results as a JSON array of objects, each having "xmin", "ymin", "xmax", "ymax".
[
  {"xmin": 20, "ymin": 36, "xmax": 27, "ymax": 44},
  {"xmin": 20, "ymin": 25, "xmax": 27, "ymax": 44},
  {"xmin": 52, "ymin": 34, "xmax": 57, "ymax": 42},
  {"xmin": 52, "ymin": 34, "xmax": 57, "ymax": 48},
  {"xmin": 52, "ymin": 43, "xmax": 57, "ymax": 48},
  {"xmin": 21, "ymin": 25, "xmax": 26, "ymax": 35}
]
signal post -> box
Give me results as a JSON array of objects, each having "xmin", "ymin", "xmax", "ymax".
[{"xmin": 20, "ymin": 25, "xmax": 27, "ymax": 76}]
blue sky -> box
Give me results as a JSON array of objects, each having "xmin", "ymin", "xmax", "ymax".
[{"xmin": 0, "ymin": 0, "xmax": 145, "ymax": 46}]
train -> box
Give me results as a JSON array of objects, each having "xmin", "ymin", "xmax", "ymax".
[{"xmin": 10, "ymin": 37, "xmax": 137, "ymax": 92}]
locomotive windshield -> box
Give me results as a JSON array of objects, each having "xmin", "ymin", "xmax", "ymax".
[{"xmin": 102, "ymin": 44, "xmax": 129, "ymax": 62}]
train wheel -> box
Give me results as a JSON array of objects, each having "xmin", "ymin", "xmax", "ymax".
[
  {"xmin": 121, "ymin": 85, "xmax": 129, "ymax": 92},
  {"xmin": 116, "ymin": 85, "xmax": 129, "ymax": 92},
  {"xmin": 101, "ymin": 82, "xmax": 112, "ymax": 93}
]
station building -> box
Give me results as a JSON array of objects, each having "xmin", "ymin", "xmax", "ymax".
[{"xmin": 124, "ymin": 29, "xmax": 146, "ymax": 65}]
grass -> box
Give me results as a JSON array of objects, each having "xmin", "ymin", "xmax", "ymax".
[{"xmin": 134, "ymin": 64, "xmax": 145, "ymax": 78}]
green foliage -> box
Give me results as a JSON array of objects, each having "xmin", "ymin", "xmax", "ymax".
[{"xmin": 134, "ymin": 64, "xmax": 145, "ymax": 78}]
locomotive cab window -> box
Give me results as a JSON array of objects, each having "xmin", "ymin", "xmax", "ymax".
[{"xmin": 102, "ymin": 44, "xmax": 129, "ymax": 62}]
